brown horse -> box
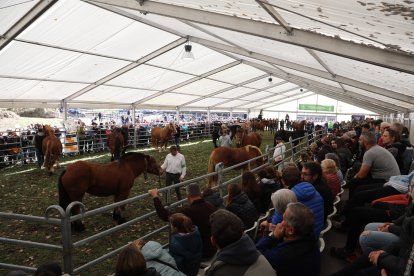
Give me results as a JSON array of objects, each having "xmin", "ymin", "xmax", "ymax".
[
  {"xmin": 107, "ymin": 128, "xmax": 125, "ymax": 161},
  {"xmin": 251, "ymin": 120, "xmax": 265, "ymax": 132},
  {"xmin": 292, "ymin": 120, "xmax": 306, "ymax": 131},
  {"xmin": 42, "ymin": 125, "xmax": 62, "ymax": 175},
  {"xmin": 207, "ymin": 145, "xmax": 264, "ymax": 188},
  {"xmin": 234, "ymin": 128, "xmax": 262, "ymax": 148},
  {"xmin": 58, "ymin": 152, "xmax": 161, "ymax": 231},
  {"xmin": 151, "ymin": 122, "xmax": 176, "ymax": 152}
]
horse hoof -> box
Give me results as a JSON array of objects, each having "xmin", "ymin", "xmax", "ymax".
[{"xmin": 117, "ymin": 217, "xmax": 126, "ymax": 224}]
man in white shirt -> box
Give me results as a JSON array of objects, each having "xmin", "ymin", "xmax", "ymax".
[
  {"xmin": 161, "ymin": 145, "xmax": 186, "ymax": 203},
  {"xmin": 273, "ymin": 136, "xmax": 286, "ymax": 168}
]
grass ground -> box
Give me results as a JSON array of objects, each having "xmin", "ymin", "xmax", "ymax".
[{"xmin": 0, "ymin": 132, "xmax": 276, "ymax": 275}]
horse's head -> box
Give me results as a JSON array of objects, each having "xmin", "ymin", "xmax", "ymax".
[
  {"xmin": 145, "ymin": 155, "xmax": 162, "ymax": 176},
  {"xmin": 43, "ymin": 125, "xmax": 55, "ymax": 136}
]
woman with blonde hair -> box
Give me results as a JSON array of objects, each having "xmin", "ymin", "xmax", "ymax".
[{"xmin": 321, "ymin": 158, "xmax": 341, "ymax": 197}]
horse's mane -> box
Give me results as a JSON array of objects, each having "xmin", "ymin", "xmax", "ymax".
[{"xmin": 119, "ymin": 152, "xmax": 147, "ymax": 163}]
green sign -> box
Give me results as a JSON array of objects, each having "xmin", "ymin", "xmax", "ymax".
[{"xmin": 299, "ymin": 104, "xmax": 334, "ymax": 112}]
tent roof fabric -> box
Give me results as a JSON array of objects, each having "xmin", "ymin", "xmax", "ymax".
[{"xmin": 0, "ymin": 0, "xmax": 413, "ymax": 115}]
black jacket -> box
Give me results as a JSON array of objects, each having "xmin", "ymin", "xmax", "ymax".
[{"xmin": 226, "ymin": 192, "xmax": 259, "ymax": 229}]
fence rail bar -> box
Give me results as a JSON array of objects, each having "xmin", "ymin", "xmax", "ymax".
[
  {"xmin": 0, "ymin": 212, "xmax": 61, "ymax": 224},
  {"xmin": 0, "ymin": 262, "xmax": 36, "ymax": 273},
  {"xmin": 73, "ymin": 225, "xmax": 169, "ymax": 274},
  {"xmin": 0, "ymin": 237, "xmax": 62, "ymax": 251}
]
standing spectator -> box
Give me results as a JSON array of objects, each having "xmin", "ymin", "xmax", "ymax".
[
  {"xmin": 148, "ymin": 184, "xmax": 217, "ymax": 259},
  {"xmin": 77, "ymin": 122, "xmax": 86, "ymax": 155},
  {"xmin": 226, "ymin": 183, "xmax": 259, "ymax": 230},
  {"xmin": 218, "ymin": 130, "xmax": 231, "ymax": 148},
  {"xmin": 174, "ymin": 123, "xmax": 181, "ymax": 147},
  {"xmin": 256, "ymin": 202, "xmax": 321, "ymax": 276},
  {"xmin": 160, "ymin": 145, "xmax": 186, "ymax": 202},
  {"xmin": 34, "ymin": 126, "xmax": 45, "ymax": 168},
  {"xmin": 206, "ymin": 209, "xmax": 275, "ymax": 276},
  {"xmin": 273, "ymin": 136, "xmax": 286, "ymax": 166},
  {"xmin": 169, "ymin": 213, "xmax": 202, "ymax": 276},
  {"xmin": 212, "ymin": 124, "xmax": 220, "ymax": 148}
]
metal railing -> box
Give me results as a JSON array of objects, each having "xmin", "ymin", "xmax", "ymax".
[{"xmin": 0, "ymin": 129, "xmax": 324, "ymax": 275}]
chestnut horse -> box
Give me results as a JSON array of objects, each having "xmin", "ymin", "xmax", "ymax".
[
  {"xmin": 251, "ymin": 120, "xmax": 265, "ymax": 132},
  {"xmin": 42, "ymin": 125, "xmax": 62, "ymax": 175},
  {"xmin": 207, "ymin": 145, "xmax": 264, "ymax": 188},
  {"xmin": 58, "ymin": 152, "xmax": 161, "ymax": 231},
  {"xmin": 107, "ymin": 128, "xmax": 125, "ymax": 161},
  {"xmin": 234, "ymin": 129, "xmax": 262, "ymax": 148},
  {"xmin": 151, "ymin": 122, "xmax": 176, "ymax": 152},
  {"xmin": 292, "ymin": 120, "xmax": 306, "ymax": 131}
]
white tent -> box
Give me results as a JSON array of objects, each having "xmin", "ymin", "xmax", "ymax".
[{"xmin": 0, "ymin": 0, "xmax": 413, "ymax": 116}]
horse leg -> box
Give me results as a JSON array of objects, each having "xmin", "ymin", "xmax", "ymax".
[
  {"xmin": 113, "ymin": 193, "xmax": 129, "ymax": 224},
  {"xmin": 70, "ymin": 204, "xmax": 86, "ymax": 232}
]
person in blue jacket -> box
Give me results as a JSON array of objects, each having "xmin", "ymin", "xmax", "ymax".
[{"xmin": 169, "ymin": 213, "xmax": 202, "ymax": 276}]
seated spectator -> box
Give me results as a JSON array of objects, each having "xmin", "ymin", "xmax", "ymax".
[
  {"xmin": 201, "ymin": 188, "xmax": 224, "ymax": 209},
  {"xmin": 273, "ymin": 165, "xmax": 324, "ymax": 237},
  {"xmin": 256, "ymin": 202, "xmax": 321, "ymax": 276},
  {"xmin": 148, "ymin": 183, "xmax": 217, "ymax": 258},
  {"xmin": 206, "ymin": 209, "xmax": 275, "ymax": 276},
  {"xmin": 347, "ymin": 132, "xmax": 400, "ymax": 197},
  {"xmin": 35, "ymin": 263, "xmax": 62, "ymax": 276},
  {"xmin": 321, "ymin": 158, "xmax": 341, "ymax": 197},
  {"xmin": 133, "ymin": 240, "xmax": 185, "ymax": 276},
  {"xmin": 226, "ymin": 183, "xmax": 259, "ymax": 229},
  {"xmin": 115, "ymin": 244, "xmax": 160, "ymax": 276},
  {"xmin": 333, "ymin": 138, "xmax": 353, "ymax": 176},
  {"xmin": 169, "ymin": 213, "xmax": 202, "ymax": 276},
  {"xmin": 325, "ymin": 152, "xmax": 344, "ymax": 183},
  {"xmin": 260, "ymin": 189, "xmax": 297, "ymax": 232},
  {"xmin": 296, "ymin": 152, "xmax": 311, "ymax": 171},
  {"xmin": 330, "ymin": 181, "xmax": 414, "ymax": 276},
  {"xmin": 382, "ymin": 128, "xmax": 407, "ymax": 174},
  {"xmin": 302, "ymin": 162, "xmax": 334, "ymax": 219},
  {"xmin": 257, "ymin": 167, "xmax": 282, "ymax": 213},
  {"xmin": 377, "ymin": 122, "xmax": 391, "ymax": 147},
  {"xmin": 241, "ymin": 171, "xmax": 262, "ymax": 213}
]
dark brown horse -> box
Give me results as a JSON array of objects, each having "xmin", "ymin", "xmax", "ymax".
[
  {"xmin": 292, "ymin": 120, "xmax": 306, "ymax": 131},
  {"xmin": 58, "ymin": 152, "xmax": 161, "ymax": 231},
  {"xmin": 151, "ymin": 122, "xmax": 176, "ymax": 152},
  {"xmin": 207, "ymin": 145, "xmax": 264, "ymax": 188},
  {"xmin": 234, "ymin": 128, "xmax": 262, "ymax": 148},
  {"xmin": 107, "ymin": 128, "xmax": 125, "ymax": 161},
  {"xmin": 42, "ymin": 125, "xmax": 62, "ymax": 175}
]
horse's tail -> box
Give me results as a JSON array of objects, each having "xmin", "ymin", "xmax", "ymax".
[
  {"xmin": 58, "ymin": 169, "xmax": 70, "ymax": 211},
  {"xmin": 207, "ymin": 151, "xmax": 217, "ymax": 188}
]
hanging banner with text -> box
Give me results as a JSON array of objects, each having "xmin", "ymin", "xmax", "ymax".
[{"xmin": 298, "ymin": 104, "xmax": 334, "ymax": 112}]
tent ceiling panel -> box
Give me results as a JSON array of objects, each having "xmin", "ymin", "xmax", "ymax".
[
  {"xmin": 342, "ymin": 84, "xmax": 414, "ymax": 110},
  {"xmin": 278, "ymin": 66, "xmax": 343, "ymax": 89},
  {"xmin": 244, "ymin": 76, "xmax": 285, "ymax": 89},
  {"xmin": 239, "ymin": 91, "xmax": 273, "ymax": 101},
  {"xmin": 172, "ymin": 78, "xmax": 233, "ymax": 96},
  {"xmin": 147, "ymin": 43, "xmax": 236, "ymax": 75},
  {"xmin": 195, "ymin": 23, "xmax": 327, "ymax": 71},
  {"xmin": 0, "ymin": 41, "xmax": 130, "ymax": 82},
  {"xmin": 268, "ymin": 0, "xmax": 414, "ymax": 53},
  {"xmin": 315, "ymin": 50, "xmax": 414, "ymax": 95},
  {"xmin": 207, "ymin": 64, "xmax": 266, "ymax": 84},
  {"xmin": 265, "ymin": 83, "xmax": 298, "ymax": 94},
  {"xmin": 186, "ymin": 97, "xmax": 227, "ymax": 107},
  {"xmin": 214, "ymin": 87, "xmax": 255, "ymax": 99},
  {"xmin": 106, "ymin": 64, "xmax": 194, "ymax": 90},
  {"xmin": 143, "ymin": 92, "xmax": 199, "ymax": 106},
  {"xmin": 0, "ymin": 77, "xmax": 88, "ymax": 100},
  {"xmin": 117, "ymin": 8, "xmax": 233, "ymax": 46},
  {"xmin": 0, "ymin": 0, "xmax": 40, "ymax": 35},
  {"xmin": 215, "ymin": 99, "xmax": 248, "ymax": 108},
  {"xmin": 75, "ymin": 85, "xmax": 157, "ymax": 103},
  {"xmin": 226, "ymin": 52, "xmax": 279, "ymax": 69}
]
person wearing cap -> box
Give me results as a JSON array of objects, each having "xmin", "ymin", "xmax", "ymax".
[
  {"xmin": 273, "ymin": 137, "xmax": 286, "ymax": 166},
  {"xmin": 160, "ymin": 145, "xmax": 186, "ymax": 201},
  {"xmin": 148, "ymin": 183, "xmax": 217, "ymax": 259}
]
